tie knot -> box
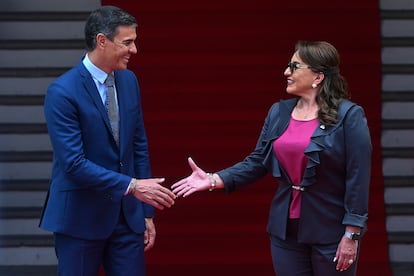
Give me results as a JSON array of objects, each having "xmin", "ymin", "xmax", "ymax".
[{"xmin": 105, "ymin": 74, "xmax": 115, "ymax": 87}]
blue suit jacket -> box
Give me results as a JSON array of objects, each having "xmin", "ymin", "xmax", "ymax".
[
  {"xmin": 218, "ymin": 98, "xmax": 371, "ymax": 244},
  {"xmin": 39, "ymin": 60, "xmax": 154, "ymax": 240}
]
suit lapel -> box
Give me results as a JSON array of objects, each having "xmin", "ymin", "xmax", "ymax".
[
  {"xmin": 78, "ymin": 62, "xmax": 113, "ymax": 140},
  {"xmin": 113, "ymin": 71, "xmax": 132, "ymax": 154},
  {"xmin": 268, "ymin": 98, "xmax": 297, "ymax": 141}
]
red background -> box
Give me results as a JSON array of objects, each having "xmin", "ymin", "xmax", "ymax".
[{"xmin": 103, "ymin": 1, "xmax": 391, "ymax": 275}]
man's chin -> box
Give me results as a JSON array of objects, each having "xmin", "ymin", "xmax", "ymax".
[{"xmin": 117, "ymin": 64, "xmax": 128, "ymax": 70}]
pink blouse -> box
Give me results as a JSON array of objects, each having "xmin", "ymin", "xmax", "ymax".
[{"xmin": 273, "ymin": 117, "xmax": 319, "ymax": 218}]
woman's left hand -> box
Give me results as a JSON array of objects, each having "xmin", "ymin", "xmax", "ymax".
[{"xmin": 333, "ymin": 235, "xmax": 359, "ymax": 272}]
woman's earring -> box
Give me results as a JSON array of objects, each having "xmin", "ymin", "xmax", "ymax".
[{"xmin": 312, "ymin": 83, "xmax": 317, "ymax": 88}]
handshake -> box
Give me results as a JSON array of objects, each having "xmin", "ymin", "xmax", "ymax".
[{"xmin": 131, "ymin": 157, "xmax": 219, "ymax": 210}]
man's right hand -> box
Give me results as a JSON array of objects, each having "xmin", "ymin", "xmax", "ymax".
[{"xmin": 132, "ymin": 178, "xmax": 175, "ymax": 210}]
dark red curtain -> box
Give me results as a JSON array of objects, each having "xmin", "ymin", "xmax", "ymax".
[{"xmin": 102, "ymin": 1, "xmax": 391, "ymax": 275}]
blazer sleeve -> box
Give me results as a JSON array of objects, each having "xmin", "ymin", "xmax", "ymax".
[
  {"xmin": 128, "ymin": 74, "xmax": 155, "ymax": 217},
  {"xmin": 217, "ymin": 104, "xmax": 279, "ymax": 192},
  {"xmin": 342, "ymin": 105, "xmax": 372, "ymax": 228}
]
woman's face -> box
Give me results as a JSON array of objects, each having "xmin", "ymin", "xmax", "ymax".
[{"xmin": 284, "ymin": 51, "xmax": 320, "ymax": 97}]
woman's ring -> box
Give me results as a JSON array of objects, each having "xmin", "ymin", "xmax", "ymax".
[{"xmin": 348, "ymin": 259, "xmax": 354, "ymax": 264}]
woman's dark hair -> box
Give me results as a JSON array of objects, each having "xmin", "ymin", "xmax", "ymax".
[
  {"xmin": 84, "ymin": 6, "xmax": 137, "ymax": 51},
  {"xmin": 295, "ymin": 40, "xmax": 348, "ymax": 126}
]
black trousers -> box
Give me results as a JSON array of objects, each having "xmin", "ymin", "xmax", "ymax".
[{"xmin": 270, "ymin": 219, "xmax": 358, "ymax": 276}]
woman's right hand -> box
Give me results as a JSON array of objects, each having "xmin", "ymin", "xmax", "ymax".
[{"xmin": 171, "ymin": 157, "xmax": 211, "ymax": 197}]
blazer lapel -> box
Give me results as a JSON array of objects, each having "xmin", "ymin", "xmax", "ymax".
[
  {"xmin": 113, "ymin": 71, "xmax": 132, "ymax": 154},
  {"xmin": 78, "ymin": 62, "xmax": 113, "ymax": 138},
  {"xmin": 262, "ymin": 98, "xmax": 298, "ymax": 178},
  {"xmin": 303, "ymin": 100, "xmax": 356, "ymax": 187},
  {"xmin": 267, "ymin": 98, "xmax": 297, "ymax": 141}
]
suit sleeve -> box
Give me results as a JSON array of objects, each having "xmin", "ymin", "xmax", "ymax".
[
  {"xmin": 342, "ymin": 105, "xmax": 371, "ymax": 229},
  {"xmin": 217, "ymin": 104, "xmax": 277, "ymax": 192},
  {"xmin": 44, "ymin": 80, "xmax": 130, "ymax": 202},
  {"xmin": 130, "ymin": 74, "xmax": 155, "ymax": 217}
]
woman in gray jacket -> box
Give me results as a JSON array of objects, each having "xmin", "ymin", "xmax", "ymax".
[{"xmin": 172, "ymin": 40, "xmax": 371, "ymax": 276}]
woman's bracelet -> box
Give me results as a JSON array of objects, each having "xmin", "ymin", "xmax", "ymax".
[
  {"xmin": 206, "ymin": 173, "xmax": 217, "ymax": 192},
  {"xmin": 129, "ymin": 178, "xmax": 137, "ymax": 195}
]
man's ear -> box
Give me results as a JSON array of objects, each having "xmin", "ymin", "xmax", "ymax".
[{"xmin": 96, "ymin": 33, "xmax": 106, "ymax": 48}]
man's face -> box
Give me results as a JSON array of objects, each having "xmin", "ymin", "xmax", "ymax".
[{"xmin": 104, "ymin": 25, "xmax": 138, "ymax": 71}]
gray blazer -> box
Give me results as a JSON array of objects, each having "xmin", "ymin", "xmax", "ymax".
[{"xmin": 218, "ymin": 97, "xmax": 371, "ymax": 244}]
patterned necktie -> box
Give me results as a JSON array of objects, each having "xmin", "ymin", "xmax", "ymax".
[{"xmin": 105, "ymin": 74, "xmax": 119, "ymax": 147}]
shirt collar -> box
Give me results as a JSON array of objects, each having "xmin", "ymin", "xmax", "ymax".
[{"xmin": 83, "ymin": 54, "xmax": 110, "ymax": 85}]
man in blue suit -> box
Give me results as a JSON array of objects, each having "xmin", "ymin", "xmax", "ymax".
[{"xmin": 39, "ymin": 6, "xmax": 176, "ymax": 276}]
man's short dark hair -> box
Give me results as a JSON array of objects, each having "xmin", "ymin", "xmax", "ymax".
[{"xmin": 84, "ymin": 5, "xmax": 137, "ymax": 51}]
